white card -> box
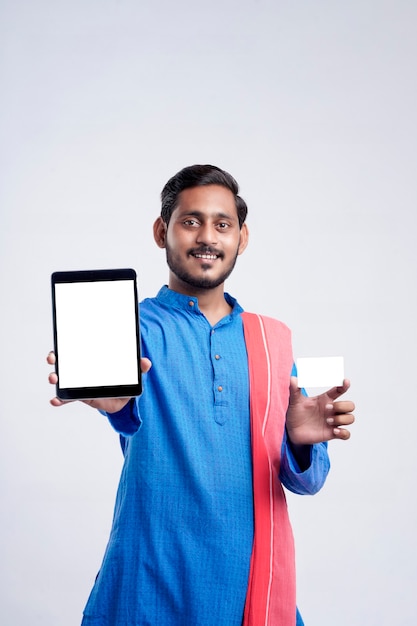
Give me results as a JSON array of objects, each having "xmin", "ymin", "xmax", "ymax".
[{"xmin": 296, "ymin": 356, "xmax": 344, "ymax": 389}]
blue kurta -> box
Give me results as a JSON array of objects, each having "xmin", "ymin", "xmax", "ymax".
[{"xmin": 81, "ymin": 287, "xmax": 330, "ymax": 625}]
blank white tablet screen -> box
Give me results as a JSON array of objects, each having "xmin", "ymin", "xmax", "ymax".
[{"xmin": 54, "ymin": 280, "xmax": 139, "ymax": 388}]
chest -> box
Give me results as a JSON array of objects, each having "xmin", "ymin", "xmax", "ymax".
[{"xmin": 141, "ymin": 311, "xmax": 250, "ymax": 424}]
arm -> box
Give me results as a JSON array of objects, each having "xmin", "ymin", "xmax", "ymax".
[
  {"xmin": 279, "ymin": 432, "xmax": 330, "ymax": 495},
  {"xmin": 100, "ymin": 397, "xmax": 142, "ymax": 436},
  {"xmin": 279, "ymin": 376, "xmax": 355, "ymax": 494}
]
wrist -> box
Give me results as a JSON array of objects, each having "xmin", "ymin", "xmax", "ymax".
[{"xmin": 286, "ymin": 431, "xmax": 312, "ymax": 471}]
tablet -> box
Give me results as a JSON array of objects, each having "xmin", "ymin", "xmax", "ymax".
[{"xmin": 51, "ymin": 268, "xmax": 142, "ymax": 400}]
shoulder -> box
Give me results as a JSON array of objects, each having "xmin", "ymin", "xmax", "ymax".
[
  {"xmin": 138, "ymin": 295, "xmax": 170, "ymax": 331},
  {"xmin": 241, "ymin": 311, "xmax": 291, "ymax": 335}
]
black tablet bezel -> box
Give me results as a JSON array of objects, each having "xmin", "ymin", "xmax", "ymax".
[{"xmin": 51, "ymin": 268, "xmax": 142, "ymax": 400}]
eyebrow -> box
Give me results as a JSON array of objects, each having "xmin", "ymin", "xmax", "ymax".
[{"xmin": 177, "ymin": 210, "xmax": 237, "ymax": 221}]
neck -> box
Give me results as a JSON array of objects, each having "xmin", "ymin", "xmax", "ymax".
[{"xmin": 168, "ymin": 276, "xmax": 232, "ymax": 326}]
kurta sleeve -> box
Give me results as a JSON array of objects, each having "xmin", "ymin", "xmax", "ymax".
[
  {"xmin": 101, "ymin": 397, "xmax": 142, "ymax": 436},
  {"xmin": 279, "ymin": 431, "xmax": 330, "ymax": 495}
]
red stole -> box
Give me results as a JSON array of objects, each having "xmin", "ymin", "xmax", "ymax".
[{"xmin": 241, "ymin": 313, "xmax": 296, "ymax": 626}]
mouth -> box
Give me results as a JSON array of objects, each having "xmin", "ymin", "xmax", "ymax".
[
  {"xmin": 189, "ymin": 248, "xmax": 223, "ymax": 262},
  {"xmin": 193, "ymin": 253, "xmax": 219, "ymax": 260}
]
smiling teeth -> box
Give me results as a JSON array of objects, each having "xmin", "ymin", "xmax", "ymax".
[{"xmin": 195, "ymin": 254, "xmax": 217, "ymax": 259}]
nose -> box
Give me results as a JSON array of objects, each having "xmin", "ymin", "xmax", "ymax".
[{"xmin": 196, "ymin": 222, "xmax": 218, "ymax": 246}]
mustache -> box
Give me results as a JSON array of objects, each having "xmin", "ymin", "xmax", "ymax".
[{"xmin": 188, "ymin": 246, "xmax": 224, "ymax": 258}]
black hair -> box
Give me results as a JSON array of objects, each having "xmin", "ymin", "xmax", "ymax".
[{"xmin": 160, "ymin": 164, "xmax": 248, "ymax": 228}]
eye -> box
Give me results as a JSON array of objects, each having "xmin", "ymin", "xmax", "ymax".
[
  {"xmin": 217, "ymin": 222, "xmax": 230, "ymax": 230},
  {"xmin": 183, "ymin": 219, "xmax": 199, "ymax": 227}
]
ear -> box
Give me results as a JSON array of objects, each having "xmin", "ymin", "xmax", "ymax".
[
  {"xmin": 237, "ymin": 223, "xmax": 249, "ymax": 255},
  {"xmin": 153, "ymin": 217, "xmax": 167, "ymax": 248}
]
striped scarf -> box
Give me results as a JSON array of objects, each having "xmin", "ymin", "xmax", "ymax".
[{"xmin": 242, "ymin": 313, "xmax": 296, "ymax": 626}]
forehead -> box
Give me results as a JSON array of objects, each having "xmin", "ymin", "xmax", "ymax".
[{"xmin": 174, "ymin": 185, "xmax": 238, "ymax": 217}]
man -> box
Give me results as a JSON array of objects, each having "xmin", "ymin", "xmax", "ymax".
[{"xmin": 48, "ymin": 164, "xmax": 355, "ymax": 625}]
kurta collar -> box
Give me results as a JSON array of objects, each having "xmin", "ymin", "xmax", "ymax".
[{"xmin": 155, "ymin": 285, "xmax": 244, "ymax": 323}]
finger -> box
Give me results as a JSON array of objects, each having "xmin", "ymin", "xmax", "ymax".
[
  {"xmin": 328, "ymin": 413, "xmax": 355, "ymax": 427},
  {"xmin": 331, "ymin": 427, "xmax": 351, "ymax": 441},
  {"xmin": 47, "ymin": 351, "xmax": 56, "ymax": 365},
  {"xmin": 325, "ymin": 378, "xmax": 351, "ymax": 401},
  {"xmin": 50, "ymin": 396, "xmax": 74, "ymax": 407},
  {"xmin": 140, "ymin": 357, "xmax": 152, "ymax": 373},
  {"xmin": 49, "ymin": 372, "xmax": 58, "ymax": 384},
  {"xmin": 50, "ymin": 397, "xmax": 65, "ymax": 407},
  {"xmin": 333, "ymin": 400, "xmax": 355, "ymax": 414},
  {"xmin": 325, "ymin": 401, "xmax": 355, "ymax": 427}
]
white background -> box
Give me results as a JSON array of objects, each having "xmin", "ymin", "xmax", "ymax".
[{"xmin": 1, "ymin": 1, "xmax": 416, "ymax": 624}]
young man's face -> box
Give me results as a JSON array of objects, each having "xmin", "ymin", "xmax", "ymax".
[{"xmin": 154, "ymin": 184, "xmax": 248, "ymax": 293}]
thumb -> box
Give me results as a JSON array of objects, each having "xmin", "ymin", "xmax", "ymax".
[{"xmin": 289, "ymin": 376, "xmax": 303, "ymax": 404}]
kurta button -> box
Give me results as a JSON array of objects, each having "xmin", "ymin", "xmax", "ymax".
[
  {"xmin": 215, "ymin": 354, "xmax": 220, "ymax": 360},
  {"xmin": 218, "ymin": 386, "xmax": 223, "ymax": 392},
  {"xmin": 189, "ymin": 301, "xmax": 194, "ymax": 307}
]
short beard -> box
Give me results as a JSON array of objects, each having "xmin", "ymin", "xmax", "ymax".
[{"xmin": 165, "ymin": 244, "xmax": 239, "ymax": 290}]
